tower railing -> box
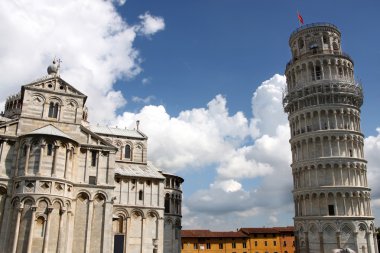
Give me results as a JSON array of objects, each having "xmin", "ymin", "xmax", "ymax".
[{"xmin": 289, "ymin": 22, "xmax": 339, "ymax": 40}]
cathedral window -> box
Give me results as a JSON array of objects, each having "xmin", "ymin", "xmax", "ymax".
[
  {"xmin": 47, "ymin": 144, "xmax": 53, "ymax": 156},
  {"xmin": 89, "ymin": 176, "xmax": 97, "ymax": 185},
  {"xmin": 138, "ymin": 190, "xmax": 143, "ymax": 200},
  {"xmin": 23, "ymin": 145, "xmax": 28, "ymax": 156},
  {"xmin": 124, "ymin": 144, "xmax": 131, "ymax": 159},
  {"xmin": 91, "ymin": 150, "xmax": 97, "ymax": 166},
  {"xmin": 48, "ymin": 102, "xmax": 59, "ymax": 118},
  {"xmin": 164, "ymin": 193, "xmax": 170, "ymax": 213}
]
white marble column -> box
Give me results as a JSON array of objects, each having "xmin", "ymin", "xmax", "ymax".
[
  {"xmin": 24, "ymin": 144, "xmax": 31, "ymax": 175},
  {"xmin": 11, "ymin": 206, "xmax": 23, "ymax": 253},
  {"xmin": 57, "ymin": 208, "xmax": 66, "ymax": 253},
  {"xmin": 26, "ymin": 206, "xmax": 37, "ymax": 253},
  {"xmin": 42, "ymin": 207, "xmax": 53, "ymax": 253},
  {"xmin": 52, "ymin": 145, "xmax": 59, "ymax": 177},
  {"xmin": 37, "ymin": 144, "xmax": 45, "ymax": 176},
  {"xmin": 85, "ymin": 200, "xmax": 94, "ymax": 253}
]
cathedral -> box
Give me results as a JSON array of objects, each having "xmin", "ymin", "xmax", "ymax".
[
  {"xmin": 0, "ymin": 61, "xmax": 183, "ymax": 253},
  {"xmin": 283, "ymin": 23, "xmax": 378, "ymax": 253}
]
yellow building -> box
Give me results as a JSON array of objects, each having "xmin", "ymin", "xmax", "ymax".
[
  {"xmin": 181, "ymin": 227, "xmax": 295, "ymax": 253},
  {"xmin": 239, "ymin": 227, "xmax": 295, "ymax": 253},
  {"xmin": 181, "ymin": 230, "xmax": 250, "ymax": 253}
]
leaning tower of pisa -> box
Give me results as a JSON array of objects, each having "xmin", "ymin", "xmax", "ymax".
[{"xmin": 283, "ymin": 23, "xmax": 378, "ymax": 253}]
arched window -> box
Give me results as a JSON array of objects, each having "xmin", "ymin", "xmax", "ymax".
[
  {"xmin": 138, "ymin": 190, "xmax": 143, "ymax": 200},
  {"xmin": 124, "ymin": 145, "xmax": 131, "ymax": 159},
  {"xmin": 47, "ymin": 144, "xmax": 53, "ymax": 156},
  {"xmin": 35, "ymin": 216, "xmax": 46, "ymax": 237},
  {"xmin": 333, "ymin": 42, "xmax": 339, "ymax": 52},
  {"xmin": 48, "ymin": 102, "xmax": 59, "ymax": 118},
  {"xmin": 164, "ymin": 193, "xmax": 170, "ymax": 213}
]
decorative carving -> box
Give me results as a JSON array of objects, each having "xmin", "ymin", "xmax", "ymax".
[
  {"xmin": 41, "ymin": 182, "xmax": 50, "ymax": 189},
  {"xmin": 55, "ymin": 183, "xmax": 64, "ymax": 191}
]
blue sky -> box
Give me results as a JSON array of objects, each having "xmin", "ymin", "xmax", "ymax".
[
  {"xmin": 117, "ymin": 0, "xmax": 380, "ymax": 135},
  {"xmin": 0, "ymin": 0, "xmax": 380, "ymax": 230}
]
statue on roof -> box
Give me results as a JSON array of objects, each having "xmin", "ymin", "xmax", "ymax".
[{"xmin": 47, "ymin": 58, "xmax": 61, "ymax": 76}]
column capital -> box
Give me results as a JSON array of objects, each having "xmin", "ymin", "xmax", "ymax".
[
  {"xmin": 59, "ymin": 208, "xmax": 66, "ymax": 215},
  {"xmin": 46, "ymin": 207, "xmax": 54, "ymax": 214}
]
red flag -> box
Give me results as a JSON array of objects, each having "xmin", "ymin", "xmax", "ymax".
[{"xmin": 297, "ymin": 12, "xmax": 304, "ymax": 25}]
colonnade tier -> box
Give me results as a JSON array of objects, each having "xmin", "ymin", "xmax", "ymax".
[
  {"xmin": 293, "ymin": 190, "xmax": 372, "ymax": 217},
  {"xmin": 288, "ymin": 106, "xmax": 361, "ymax": 137},
  {"xmin": 292, "ymin": 161, "xmax": 368, "ymax": 189},
  {"xmin": 283, "ymin": 81, "xmax": 363, "ymax": 114},
  {"xmin": 285, "ymin": 53, "xmax": 354, "ymax": 90},
  {"xmin": 290, "ymin": 132, "xmax": 364, "ymax": 163}
]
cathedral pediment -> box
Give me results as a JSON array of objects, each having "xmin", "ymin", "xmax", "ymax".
[{"xmin": 22, "ymin": 76, "xmax": 87, "ymax": 99}]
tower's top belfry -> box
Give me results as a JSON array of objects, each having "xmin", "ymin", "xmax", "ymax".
[
  {"xmin": 289, "ymin": 22, "xmax": 341, "ymax": 52},
  {"xmin": 283, "ymin": 22, "xmax": 361, "ymax": 113}
]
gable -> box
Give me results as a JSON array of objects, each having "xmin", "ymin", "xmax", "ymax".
[
  {"xmin": 22, "ymin": 76, "xmax": 87, "ymax": 100},
  {"xmin": 79, "ymin": 125, "xmax": 116, "ymax": 149}
]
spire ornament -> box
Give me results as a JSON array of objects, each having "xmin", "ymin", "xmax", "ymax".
[{"xmin": 47, "ymin": 58, "xmax": 61, "ymax": 76}]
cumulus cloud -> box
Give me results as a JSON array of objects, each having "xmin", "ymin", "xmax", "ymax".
[
  {"xmin": 0, "ymin": 0, "xmax": 164, "ymax": 123},
  {"xmin": 112, "ymin": 73, "xmax": 293, "ymax": 229},
  {"xmin": 250, "ymin": 74, "xmax": 287, "ymax": 138},
  {"xmin": 137, "ymin": 12, "xmax": 165, "ymax": 36},
  {"xmin": 115, "ymin": 94, "xmax": 250, "ymax": 171},
  {"xmin": 182, "ymin": 74, "xmax": 293, "ymax": 229},
  {"xmin": 210, "ymin": 179, "xmax": 242, "ymax": 193}
]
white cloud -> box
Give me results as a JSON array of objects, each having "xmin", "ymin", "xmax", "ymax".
[
  {"xmin": 132, "ymin": 95, "xmax": 155, "ymax": 104},
  {"xmin": 216, "ymin": 147, "xmax": 273, "ymax": 179},
  {"xmin": 0, "ymin": 0, "xmax": 164, "ymax": 124},
  {"xmin": 364, "ymin": 129, "xmax": 380, "ymax": 214},
  {"xmin": 137, "ymin": 12, "xmax": 165, "ymax": 36},
  {"xmin": 250, "ymin": 74, "xmax": 287, "ymax": 138},
  {"xmin": 112, "ymin": 73, "xmax": 293, "ymax": 229},
  {"xmin": 142, "ymin": 77, "xmax": 151, "ymax": 85},
  {"xmin": 210, "ymin": 179, "xmax": 242, "ymax": 192},
  {"xmin": 115, "ymin": 94, "xmax": 250, "ymax": 171}
]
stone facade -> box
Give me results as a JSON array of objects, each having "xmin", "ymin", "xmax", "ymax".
[
  {"xmin": 283, "ymin": 23, "xmax": 378, "ymax": 253},
  {"xmin": 0, "ymin": 62, "xmax": 183, "ymax": 253}
]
